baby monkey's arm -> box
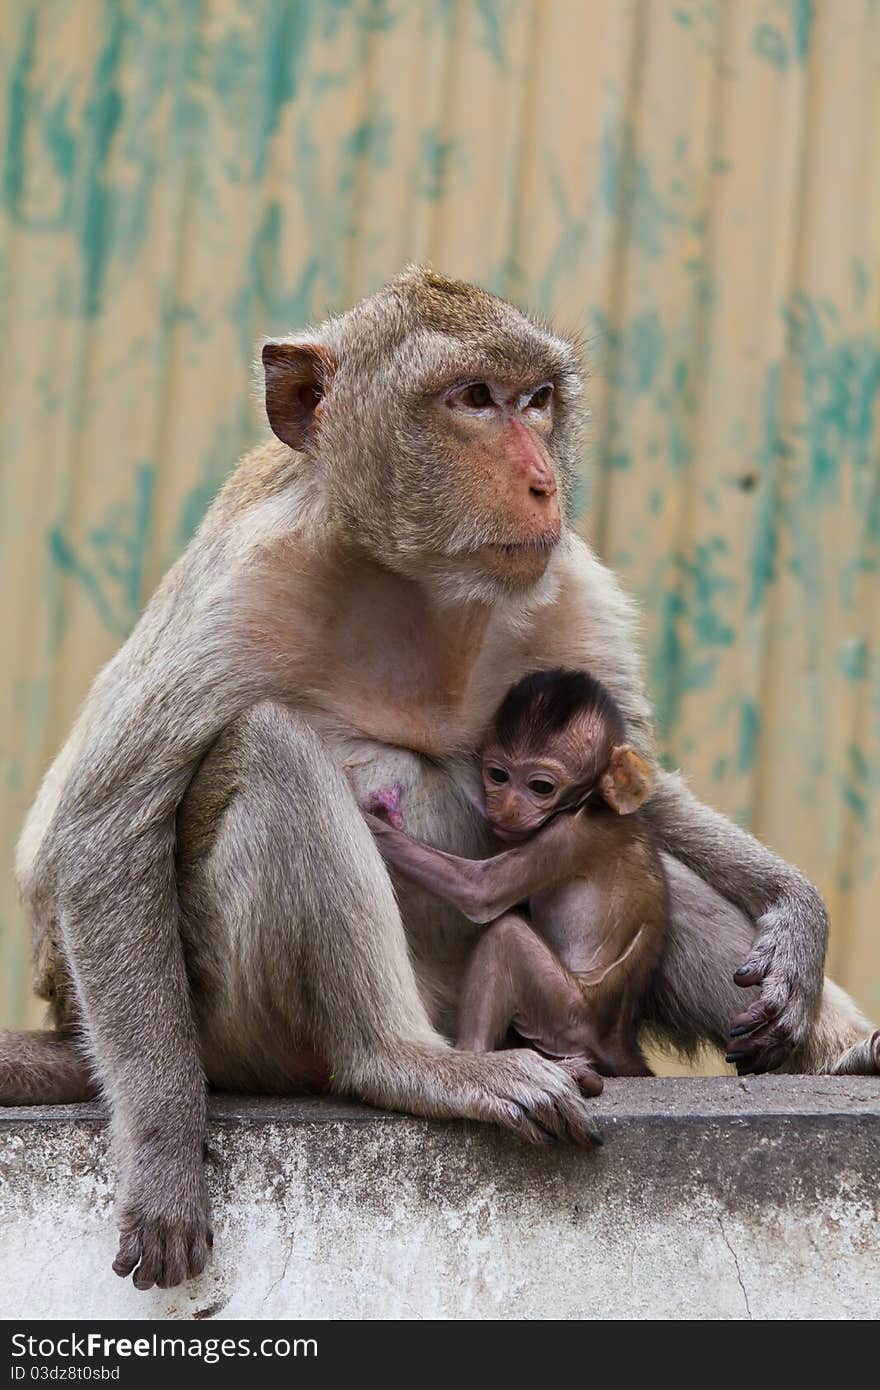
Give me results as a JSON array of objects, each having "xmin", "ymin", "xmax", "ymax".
[{"xmin": 361, "ymin": 809, "xmax": 587, "ymax": 925}]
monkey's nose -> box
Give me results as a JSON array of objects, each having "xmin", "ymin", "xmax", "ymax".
[{"xmin": 529, "ymin": 471, "xmax": 557, "ymax": 498}]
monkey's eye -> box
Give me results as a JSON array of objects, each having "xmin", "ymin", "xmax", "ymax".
[
  {"xmin": 528, "ymin": 778, "xmax": 556, "ymax": 796},
  {"xmin": 487, "ymin": 767, "xmax": 509, "ymax": 784},
  {"xmin": 458, "ymin": 382, "xmax": 493, "ymax": 409},
  {"xmin": 527, "ymin": 384, "xmax": 553, "ymax": 411}
]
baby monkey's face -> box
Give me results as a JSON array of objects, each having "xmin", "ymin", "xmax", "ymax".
[{"xmin": 480, "ymin": 739, "xmax": 594, "ymax": 840}]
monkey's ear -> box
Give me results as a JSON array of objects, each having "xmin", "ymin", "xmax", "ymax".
[
  {"xmin": 600, "ymin": 745, "xmax": 653, "ymax": 815},
  {"xmin": 262, "ymin": 341, "xmax": 337, "ymax": 451}
]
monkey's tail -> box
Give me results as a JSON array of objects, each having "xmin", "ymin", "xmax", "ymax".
[
  {"xmin": 781, "ymin": 979, "xmax": 880, "ymax": 1075},
  {"xmin": 0, "ymin": 1029, "xmax": 99, "ymax": 1105}
]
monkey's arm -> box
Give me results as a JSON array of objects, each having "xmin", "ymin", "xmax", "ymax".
[
  {"xmin": 552, "ymin": 534, "xmax": 827, "ymax": 1072},
  {"xmin": 642, "ymin": 769, "xmax": 827, "ymax": 1072},
  {"xmin": 362, "ymin": 811, "xmax": 586, "ymax": 925}
]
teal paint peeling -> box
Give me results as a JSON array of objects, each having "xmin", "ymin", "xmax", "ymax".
[
  {"xmin": 3, "ymin": 10, "xmax": 79, "ymax": 233},
  {"xmin": 840, "ymin": 779, "xmax": 869, "ymax": 826},
  {"xmin": 839, "ymin": 638, "xmax": 869, "ymax": 682},
  {"xmin": 253, "ymin": 0, "xmax": 314, "ymax": 181},
  {"xmin": 627, "ymin": 311, "xmax": 664, "ymax": 393},
  {"xmin": 749, "ymin": 362, "xmax": 782, "ymax": 613},
  {"xmin": 598, "ymin": 116, "xmax": 679, "ymax": 260},
  {"xmin": 653, "ymin": 588, "xmax": 684, "ymax": 742},
  {"xmin": 339, "ymin": 112, "xmax": 394, "ymax": 192},
  {"xmin": 176, "ymin": 415, "xmax": 252, "ymax": 551},
  {"xmin": 230, "ymin": 200, "xmax": 320, "ymax": 359},
  {"xmin": 49, "ymin": 463, "xmax": 156, "ymax": 637},
  {"xmin": 418, "ymin": 130, "xmax": 459, "ymax": 200},
  {"xmin": 3, "ymin": 8, "xmax": 38, "ymax": 220},
  {"xmin": 792, "ymin": 0, "xmax": 814, "ymax": 61},
  {"xmin": 752, "ymin": 1, "xmax": 813, "ymax": 70},
  {"xmin": 78, "ymin": 2, "xmax": 126, "ymax": 317},
  {"xmin": 752, "ymin": 24, "xmax": 788, "ymax": 69},
  {"xmin": 848, "ymin": 744, "xmax": 870, "ymax": 784},
  {"xmin": 738, "ymin": 699, "xmax": 760, "ymax": 774},
  {"xmin": 475, "ymin": 0, "xmax": 507, "ymax": 68}
]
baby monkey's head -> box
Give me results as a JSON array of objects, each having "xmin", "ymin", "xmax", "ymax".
[{"xmin": 481, "ymin": 668, "xmax": 653, "ymax": 840}]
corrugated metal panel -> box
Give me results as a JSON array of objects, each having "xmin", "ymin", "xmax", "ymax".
[{"xmin": 2, "ymin": 0, "xmax": 878, "ymax": 1029}]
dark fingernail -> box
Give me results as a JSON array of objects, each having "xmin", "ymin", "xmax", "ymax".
[
  {"xmin": 725, "ymin": 1052, "xmax": 745, "ymax": 1063},
  {"xmin": 590, "ymin": 1132, "xmax": 604, "ymax": 1147},
  {"xmin": 735, "ymin": 966, "xmax": 752, "ymax": 978},
  {"xmin": 729, "ymin": 1026, "xmax": 749, "ymax": 1037}
]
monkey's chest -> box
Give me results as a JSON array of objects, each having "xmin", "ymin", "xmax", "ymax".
[
  {"xmin": 305, "ymin": 631, "xmax": 495, "ymax": 756},
  {"xmin": 530, "ymin": 880, "xmax": 621, "ymax": 975}
]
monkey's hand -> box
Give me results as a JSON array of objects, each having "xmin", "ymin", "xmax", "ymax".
[
  {"xmin": 725, "ymin": 886, "xmax": 828, "ymax": 1074},
  {"xmin": 113, "ymin": 1153, "xmax": 212, "ymax": 1291}
]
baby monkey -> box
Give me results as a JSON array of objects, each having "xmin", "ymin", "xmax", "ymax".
[{"xmin": 362, "ymin": 669, "xmax": 667, "ymax": 1077}]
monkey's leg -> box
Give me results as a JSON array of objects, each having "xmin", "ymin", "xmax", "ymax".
[
  {"xmin": 181, "ymin": 704, "xmax": 603, "ymax": 1145},
  {"xmin": 456, "ymin": 914, "xmax": 603, "ymax": 1091},
  {"xmin": 456, "ymin": 915, "xmax": 532, "ymax": 1052},
  {"xmin": 0, "ymin": 1029, "xmax": 98, "ymax": 1104},
  {"xmin": 589, "ymin": 1019, "xmax": 654, "ymax": 1078}
]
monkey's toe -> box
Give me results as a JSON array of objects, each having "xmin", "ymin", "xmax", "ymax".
[
  {"xmin": 115, "ymin": 1208, "xmax": 212, "ymax": 1291},
  {"xmin": 489, "ymin": 1052, "xmax": 603, "ymax": 1147},
  {"xmin": 556, "ymin": 1056, "xmax": 605, "ymax": 1099}
]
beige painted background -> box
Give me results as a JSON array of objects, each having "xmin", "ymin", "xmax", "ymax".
[{"xmin": 1, "ymin": 0, "xmax": 878, "ymax": 1035}]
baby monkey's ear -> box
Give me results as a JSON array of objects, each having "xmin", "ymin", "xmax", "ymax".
[{"xmin": 600, "ymin": 745, "xmax": 653, "ymax": 815}]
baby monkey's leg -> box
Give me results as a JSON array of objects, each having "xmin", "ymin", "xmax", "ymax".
[{"xmin": 456, "ymin": 914, "xmax": 604, "ymax": 1078}]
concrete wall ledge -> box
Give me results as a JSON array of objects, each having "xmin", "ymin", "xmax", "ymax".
[{"xmin": 2, "ymin": 1076, "xmax": 878, "ymax": 1320}]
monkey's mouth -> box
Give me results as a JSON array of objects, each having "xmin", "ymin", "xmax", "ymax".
[
  {"xmin": 488, "ymin": 823, "xmax": 533, "ymax": 842},
  {"xmin": 475, "ymin": 533, "xmax": 561, "ymax": 578},
  {"xmin": 485, "ymin": 533, "xmax": 560, "ymax": 557}
]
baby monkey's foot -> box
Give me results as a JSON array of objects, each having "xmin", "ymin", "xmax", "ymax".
[
  {"xmin": 555, "ymin": 1055, "xmax": 604, "ymax": 1098},
  {"xmin": 362, "ymin": 782, "xmax": 405, "ymax": 830}
]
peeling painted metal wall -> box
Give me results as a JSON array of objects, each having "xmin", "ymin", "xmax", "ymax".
[{"xmin": 2, "ymin": 0, "xmax": 879, "ymax": 1029}]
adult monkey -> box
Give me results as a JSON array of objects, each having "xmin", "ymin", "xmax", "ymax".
[{"xmin": 5, "ymin": 267, "xmax": 878, "ymax": 1292}]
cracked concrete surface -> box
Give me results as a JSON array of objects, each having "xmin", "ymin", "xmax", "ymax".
[{"xmin": 1, "ymin": 1077, "xmax": 878, "ymax": 1320}]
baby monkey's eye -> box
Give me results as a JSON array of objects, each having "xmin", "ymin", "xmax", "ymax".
[
  {"xmin": 459, "ymin": 382, "xmax": 493, "ymax": 409},
  {"xmin": 528, "ymin": 778, "xmax": 556, "ymax": 796},
  {"xmin": 527, "ymin": 384, "xmax": 553, "ymax": 410},
  {"xmin": 487, "ymin": 767, "xmax": 509, "ymax": 784}
]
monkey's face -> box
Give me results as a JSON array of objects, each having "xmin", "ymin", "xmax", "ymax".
[
  {"xmin": 420, "ymin": 374, "xmax": 563, "ymax": 589},
  {"xmin": 262, "ymin": 269, "xmax": 584, "ymax": 600},
  {"xmin": 480, "ymin": 741, "xmax": 592, "ymax": 840}
]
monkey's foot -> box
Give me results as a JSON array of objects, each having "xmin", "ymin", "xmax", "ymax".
[
  {"xmin": 831, "ymin": 1029, "xmax": 880, "ymax": 1075},
  {"xmin": 114, "ymin": 1166, "xmax": 212, "ymax": 1291},
  {"xmin": 361, "ymin": 1045, "xmax": 604, "ymax": 1147}
]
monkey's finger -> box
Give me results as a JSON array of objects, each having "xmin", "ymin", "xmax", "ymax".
[
  {"xmin": 728, "ymin": 997, "xmax": 778, "ymax": 1037},
  {"xmin": 533, "ymin": 1089, "xmax": 603, "ymax": 1148},
  {"xmin": 733, "ymin": 962, "xmax": 766, "ymax": 988},
  {"xmin": 188, "ymin": 1233, "xmax": 211, "ymax": 1280},
  {"xmin": 726, "ymin": 1026, "xmax": 789, "ymax": 1072},
  {"xmin": 156, "ymin": 1230, "xmax": 189, "ymax": 1290},
  {"xmin": 112, "ymin": 1229, "xmax": 143, "ymax": 1279},
  {"xmin": 132, "ymin": 1233, "xmax": 163, "ymax": 1291},
  {"xmin": 499, "ymin": 1098, "xmax": 559, "ymax": 1146}
]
